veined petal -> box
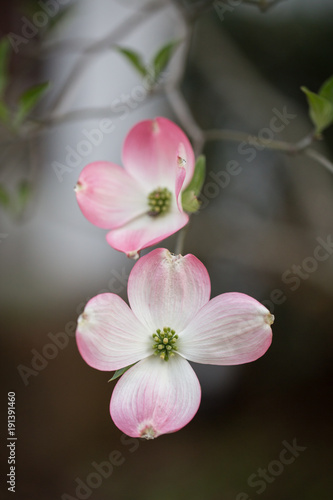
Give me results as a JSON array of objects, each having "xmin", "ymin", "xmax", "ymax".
[
  {"xmin": 75, "ymin": 161, "xmax": 147, "ymax": 229},
  {"xmin": 76, "ymin": 293, "xmax": 151, "ymax": 371},
  {"xmin": 106, "ymin": 210, "xmax": 189, "ymax": 256},
  {"xmin": 110, "ymin": 354, "xmax": 201, "ymax": 438},
  {"xmin": 178, "ymin": 293, "xmax": 273, "ymax": 365},
  {"xmin": 127, "ymin": 248, "xmax": 211, "ymax": 332},
  {"xmin": 122, "ymin": 117, "xmax": 195, "ymax": 192}
]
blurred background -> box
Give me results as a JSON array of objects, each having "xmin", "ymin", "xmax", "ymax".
[{"xmin": 1, "ymin": 0, "xmax": 332, "ymax": 498}]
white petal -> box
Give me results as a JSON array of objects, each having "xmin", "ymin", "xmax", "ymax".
[
  {"xmin": 122, "ymin": 117, "xmax": 195, "ymax": 191},
  {"xmin": 75, "ymin": 161, "xmax": 147, "ymax": 229},
  {"xmin": 76, "ymin": 293, "xmax": 151, "ymax": 371},
  {"xmin": 178, "ymin": 293, "xmax": 273, "ymax": 365},
  {"xmin": 110, "ymin": 354, "xmax": 201, "ymax": 438},
  {"xmin": 127, "ymin": 248, "xmax": 211, "ymax": 332},
  {"xmin": 106, "ymin": 209, "xmax": 188, "ymax": 256}
]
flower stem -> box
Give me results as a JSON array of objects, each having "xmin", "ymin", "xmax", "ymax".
[{"xmin": 175, "ymin": 224, "xmax": 189, "ymax": 255}]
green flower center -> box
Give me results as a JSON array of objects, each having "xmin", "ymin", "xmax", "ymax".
[
  {"xmin": 152, "ymin": 327, "xmax": 178, "ymax": 361},
  {"xmin": 147, "ymin": 187, "xmax": 172, "ymax": 217}
]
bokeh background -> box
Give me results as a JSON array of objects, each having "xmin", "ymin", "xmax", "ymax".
[{"xmin": 1, "ymin": 0, "xmax": 333, "ymax": 499}]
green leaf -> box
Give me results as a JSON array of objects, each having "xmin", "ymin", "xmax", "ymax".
[
  {"xmin": 0, "ymin": 184, "xmax": 10, "ymax": 209},
  {"xmin": 319, "ymin": 75, "xmax": 333, "ymax": 103},
  {"xmin": 117, "ymin": 47, "xmax": 147, "ymax": 77},
  {"xmin": 14, "ymin": 81, "xmax": 49, "ymax": 125},
  {"xmin": 186, "ymin": 155, "xmax": 206, "ymax": 196},
  {"xmin": 301, "ymin": 86, "xmax": 333, "ymax": 135},
  {"xmin": 182, "ymin": 190, "xmax": 201, "ymax": 213},
  {"xmin": 181, "ymin": 155, "xmax": 206, "ymax": 213},
  {"xmin": 109, "ymin": 364, "xmax": 134, "ymax": 382},
  {"xmin": 0, "ymin": 38, "xmax": 10, "ymax": 97},
  {"xmin": 152, "ymin": 39, "xmax": 179, "ymax": 80}
]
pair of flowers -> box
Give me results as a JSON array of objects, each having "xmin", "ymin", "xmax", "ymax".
[{"xmin": 75, "ymin": 117, "xmax": 274, "ymax": 439}]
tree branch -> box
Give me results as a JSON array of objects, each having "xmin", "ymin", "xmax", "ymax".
[
  {"xmin": 204, "ymin": 129, "xmax": 316, "ymax": 154},
  {"xmin": 46, "ymin": 0, "xmax": 168, "ymax": 114},
  {"xmin": 304, "ymin": 148, "xmax": 333, "ymax": 175}
]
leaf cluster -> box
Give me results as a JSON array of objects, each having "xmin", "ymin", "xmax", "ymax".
[
  {"xmin": 301, "ymin": 76, "xmax": 333, "ymax": 136},
  {"xmin": 117, "ymin": 39, "xmax": 180, "ymax": 89}
]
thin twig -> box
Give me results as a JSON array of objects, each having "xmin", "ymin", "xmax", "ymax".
[
  {"xmin": 40, "ymin": 106, "xmax": 117, "ymax": 126},
  {"xmin": 40, "ymin": 93, "xmax": 160, "ymax": 128},
  {"xmin": 47, "ymin": 0, "xmax": 167, "ymax": 115},
  {"xmin": 164, "ymin": 3, "xmax": 205, "ymax": 155},
  {"xmin": 304, "ymin": 148, "xmax": 333, "ymax": 175},
  {"xmin": 166, "ymin": 88, "xmax": 205, "ymax": 155},
  {"xmin": 39, "ymin": 38, "xmax": 98, "ymax": 56},
  {"xmin": 187, "ymin": 0, "xmax": 286, "ymax": 20},
  {"xmin": 40, "ymin": 0, "xmax": 168, "ymax": 55},
  {"xmin": 204, "ymin": 129, "xmax": 316, "ymax": 154}
]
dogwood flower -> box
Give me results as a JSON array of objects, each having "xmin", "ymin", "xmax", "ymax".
[
  {"xmin": 75, "ymin": 117, "xmax": 195, "ymax": 258},
  {"xmin": 76, "ymin": 248, "xmax": 274, "ymax": 439}
]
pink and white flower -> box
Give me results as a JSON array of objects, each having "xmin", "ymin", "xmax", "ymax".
[
  {"xmin": 75, "ymin": 117, "xmax": 195, "ymax": 258},
  {"xmin": 76, "ymin": 248, "xmax": 274, "ymax": 439}
]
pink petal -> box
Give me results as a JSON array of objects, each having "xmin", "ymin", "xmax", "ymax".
[
  {"xmin": 75, "ymin": 161, "xmax": 147, "ymax": 229},
  {"xmin": 122, "ymin": 117, "xmax": 195, "ymax": 192},
  {"xmin": 110, "ymin": 354, "xmax": 201, "ymax": 438},
  {"xmin": 178, "ymin": 293, "xmax": 273, "ymax": 365},
  {"xmin": 175, "ymin": 162, "xmax": 186, "ymax": 212},
  {"xmin": 76, "ymin": 293, "xmax": 151, "ymax": 371},
  {"xmin": 106, "ymin": 210, "xmax": 189, "ymax": 256},
  {"xmin": 127, "ymin": 248, "xmax": 211, "ymax": 333}
]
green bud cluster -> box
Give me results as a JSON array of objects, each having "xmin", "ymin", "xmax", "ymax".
[
  {"xmin": 152, "ymin": 327, "xmax": 178, "ymax": 361},
  {"xmin": 147, "ymin": 187, "xmax": 172, "ymax": 216}
]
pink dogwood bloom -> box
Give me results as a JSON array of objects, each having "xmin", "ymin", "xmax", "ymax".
[
  {"xmin": 76, "ymin": 248, "xmax": 274, "ymax": 439},
  {"xmin": 75, "ymin": 117, "xmax": 195, "ymax": 258}
]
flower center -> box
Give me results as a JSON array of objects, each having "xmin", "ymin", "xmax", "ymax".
[
  {"xmin": 147, "ymin": 187, "xmax": 172, "ymax": 217},
  {"xmin": 152, "ymin": 327, "xmax": 178, "ymax": 361}
]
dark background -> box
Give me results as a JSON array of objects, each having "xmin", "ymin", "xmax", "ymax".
[{"xmin": 1, "ymin": 1, "xmax": 332, "ymax": 499}]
